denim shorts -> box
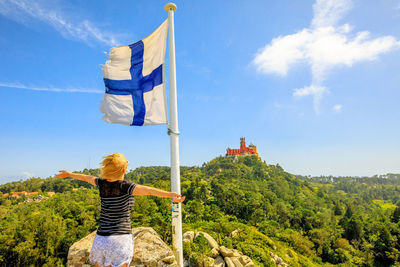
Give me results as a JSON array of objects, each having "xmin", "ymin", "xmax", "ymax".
[{"xmin": 89, "ymin": 233, "xmax": 134, "ymax": 267}]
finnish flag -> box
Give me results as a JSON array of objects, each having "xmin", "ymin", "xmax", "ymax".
[{"xmin": 100, "ymin": 20, "xmax": 168, "ymax": 126}]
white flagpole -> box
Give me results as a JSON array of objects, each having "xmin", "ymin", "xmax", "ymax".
[{"xmin": 165, "ymin": 3, "xmax": 183, "ymax": 266}]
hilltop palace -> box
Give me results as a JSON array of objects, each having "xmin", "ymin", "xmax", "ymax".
[{"xmin": 226, "ymin": 138, "xmax": 260, "ymax": 160}]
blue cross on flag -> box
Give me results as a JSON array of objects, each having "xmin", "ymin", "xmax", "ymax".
[{"xmin": 100, "ymin": 20, "xmax": 168, "ymax": 126}]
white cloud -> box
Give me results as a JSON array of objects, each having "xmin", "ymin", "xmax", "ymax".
[
  {"xmin": 311, "ymin": 0, "xmax": 352, "ymax": 28},
  {"xmin": 0, "ymin": 0, "xmax": 122, "ymax": 46},
  {"xmin": 333, "ymin": 104, "xmax": 343, "ymax": 113},
  {"xmin": 293, "ymin": 85, "xmax": 328, "ymax": 113},
  {"xmin": 0, "ymin": 82, "xmax": 103, "ymax": 93},
  {"xmin": 253, "ymin": 29, "xmax": 311, "ymax": 76},
  {"xmin": 22, "ymin": 171, "xmax": 34, "ymax": 178},
  {"xmin": 253, "ymin": 0, "xmax": 400, "ymax": 113}
]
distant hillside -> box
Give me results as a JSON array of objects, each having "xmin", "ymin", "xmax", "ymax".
[
  {"xmin": 297, "ymin": 173, "xmax": 400, "ymax": 185},
  {"xmin": 1, "ymin": 156, "xmax": 400, "ymax": 266}
]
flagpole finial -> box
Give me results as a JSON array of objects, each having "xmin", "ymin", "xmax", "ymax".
[{"xmin": 164, "ymin": 3, "xmax": 177, "ymax": 12}]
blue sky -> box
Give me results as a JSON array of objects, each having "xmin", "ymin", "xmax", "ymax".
[{"xmin": 0, "ymin": 0, "xmax": 399, "ymax": 183}]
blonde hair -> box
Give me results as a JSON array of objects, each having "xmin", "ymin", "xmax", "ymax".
[{"xmin": 100, "ymin": 153, "xmax": 128, "ymax": 181}]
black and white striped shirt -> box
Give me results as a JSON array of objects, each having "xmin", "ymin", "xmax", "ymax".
[{"xmin": 95, "ymin": 177, "xmax": 136, "ymax": 236}]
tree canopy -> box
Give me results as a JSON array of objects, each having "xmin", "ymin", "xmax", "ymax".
[{"xmin": 1, "ymin": 157, "xmax": 400, "ymax": 266}]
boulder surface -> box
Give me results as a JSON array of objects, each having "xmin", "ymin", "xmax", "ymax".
[{"xmin": 67, "ymin": 227, "xmax": 177, "ymax": 267}]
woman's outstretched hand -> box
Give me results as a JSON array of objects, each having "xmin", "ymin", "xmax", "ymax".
[
  {"xmin": 171, "ymin": 192, "xmax": 186, "ymax": 203},
  {"xmin": 55, "ymin": 170, "xmax": 71, "ymax": 178}
]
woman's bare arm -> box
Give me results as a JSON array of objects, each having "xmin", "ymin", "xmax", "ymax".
[
  {"xmin": 55, "ymin": 170, "xmax": 96, "ymax": 186},
  {"xmin": 132, "ymin": 185, "xmax": 185, "ymax": 203}
]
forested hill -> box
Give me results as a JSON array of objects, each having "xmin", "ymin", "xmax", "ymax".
[{"xmin": 1, "ymin": 156, "xmax": 400, "ymax": 266}]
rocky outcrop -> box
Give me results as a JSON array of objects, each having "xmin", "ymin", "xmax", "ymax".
[
  {"xmin": 68, "ymin": 228, "xmax": 288, "ymax": 267},
  {"xmin": 183, "ymin": 231, "xmax": 195, "ymax": 242},
  {"xmin": 67, "ymin": 227, "xmax": 177, "ymax": 267},
  {"xmin": 214, "ymin": 256, "xmax": 225, "ymax": 267},
  {"xmin": 131, "ymin": 227, "xmax": 177, "ymax": 266},
  {"xmin": 184, "ymin": 230, "xmax": 289, "ymax": 267},
  {"xmin": 229, "ymin": 229, "xmax": 241, "ymax": 238},
  {"xmin": 269, "ymin": 252, "xmax": 289, "ymax": 267},
  {"xmin": 183, "ymin": 231, "xmax": 255, "ymax": 267},
  {"xmin": 194, "ymin": 231, "xmax": 219, "ymax": 250},
  {"xmin": 68, "ymin": 231, "xmax": 96, "ymax": 267}
]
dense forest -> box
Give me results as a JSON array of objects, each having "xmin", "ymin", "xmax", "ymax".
[{"xmin": 1, "ymin": 156, "xmax": 400, "ymax": 266}]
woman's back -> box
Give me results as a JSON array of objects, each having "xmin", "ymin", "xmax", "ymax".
[
  {"xmin": 95, "ymin": 178, "xmax": 136, "ymax": 236},
  {"xmin": 55, "ymin": 152, "xmax": 184, "ymax": 267}
]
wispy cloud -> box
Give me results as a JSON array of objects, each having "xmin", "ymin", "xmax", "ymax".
[
  {"xmin": 252, "ymin": 0, "xmax": 400, "ymax": 113},
  {"xmin": 0, "ymin": 0, "xmax": 122, "ymax": 46},
  {"xmin": 293, "ymin": 85, "xmax": 328, "ymax": 112},
  {"xmin": 0, "ymin": 82, "xmax": 103, "ymax": 93},
  {"xmin": 333, "ymin": 104, "xmax": 343, "ymax": 113},
  {"xmin": 311, "ymin": 0, "xmax": 352, "ymax": 28}
]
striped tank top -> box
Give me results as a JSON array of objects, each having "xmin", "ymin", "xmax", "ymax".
[{"xmin": 94, "ymin": 177, "xmax": 137, "ymax": 236}]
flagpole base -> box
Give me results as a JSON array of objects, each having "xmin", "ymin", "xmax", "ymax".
[{"xmin": 164, "ymin": 3, "xmax": 177, "ymax": 12}]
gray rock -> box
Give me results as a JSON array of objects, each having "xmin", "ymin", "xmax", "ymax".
[
  {"xmin": 232, "ymin": 251, "xmax": 242, "ymax": 257},
  {"xmin": 224, "ymin": 257, "xmax": 235, "ymax": 267},
  {"xmin": 204, "ymin": 257, "xmax": 215, "ymax": 267},
  {"xmin": 214, "ymin": 256, "xmax": 225, "ymax": 267},
  {"xmin": 183, "ymin": 231, "xmax": 195, "ymax": 242},
  {"xmin": 238, "ymin": 256, "xmax": 252, "ymax": 266},
  {"xmin": 269, "ymin": 252, "xmax": 288, "ymax": 267},
  {"xmin": 229, "ymin": 229, "xmax": 241, "ymax": 238},
  {"xmin": 131, "ymin": 227, "xmax": 178, "ymax": 266},
  {"xmin": 67, "ymin": 227, "xmax": 178, "ymax": 267},
  {"xmin": 67, "ymin": 231, "xmax": 96, "ymax": 267},
  {"xmin": 219, "ymin": 246, "xmax": 235, "ymax": 257},
  {"xmin": 231, "ymin": 257, "xmax": 244, "ymax": 267},
  {"xmin": 162, "ymin": 255, "xmax": 175, "ymax": 264},
  {"xmin": 211, "ymin": 247, "xmax": 220, "ymax": 258},
  {"xmin": 233, "ymin": 253, "xmax": 241, "ymax": 258}
]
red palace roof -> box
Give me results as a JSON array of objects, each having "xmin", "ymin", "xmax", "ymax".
[{"xmin": 226, "ymin": 138, "xmax": 260, "ymax": 159}]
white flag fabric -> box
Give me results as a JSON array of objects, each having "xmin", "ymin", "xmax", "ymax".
[{"xmin": 100, "ymin": 20, "xmax": 168, "ymax": 126}]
